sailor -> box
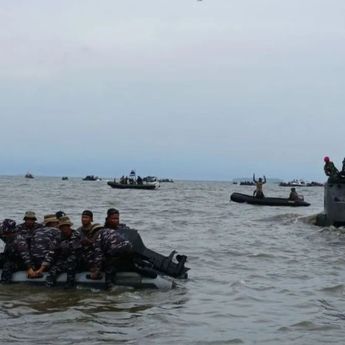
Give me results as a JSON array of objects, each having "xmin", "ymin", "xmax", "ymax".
[
  {"xmin": 104, "ymin": 208, "xmax": 129, "ymax": 231},
  {"xmin": 0, "ymin": 219, "xmax": 20, "ymax": 283},
  {"xmin": 323, "ymin": 156, "xmax": 339, "ymax": 179},
  {"xmin": 46, "ymin": 216, "xmax": 81, "ymax": 288},
  {"xmin": 78, "ymin": 211, "xmax": 102, "ymax": 273},
  {"xmin": 17, "ymin": 214, "xmax": 61, "ymax": 278},
  {"xmin": 253, "ymin": 174, "xmax": 266, "ymax": 199},
  {"xmin": 16, "ymin": 211, "xmax": 42, "ymax": 239},
  {"xmin": 91, "ymin": 225, "xmax": 133, "ymax": 288},
  {"xmin": 288, "ymin": 187, "xmax": 301, "ymax": 201},
  {"xmin": 77, "ymin": 210, "xmax": 93, "ymax": 236}
]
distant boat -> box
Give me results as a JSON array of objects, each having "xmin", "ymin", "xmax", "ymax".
[
  {"xmin": 62, "ymin": 176, "xmax": 69, "ymax": 180},
  {"xmin": 25, "ymin": 172, "xmax": 34, "ymax": 179},
  {"xmin": 158, "ymin": 178, "xmax": 174, "ymax": 183},
  {"xmin": 83, "ymin": 175, "xmax": 101, "ymax": 181},
  {"xmin": 108, "ymin": 171, "xmax": 160, "ymax": 190},
  {"xmin": 239, "ymin": 181, "xmax": 255, "ymax": 186},
  {"xmin": 107, "ymin": 181, "xmax": 158, "ymax": 190},
  {"xmin": 279, "ymin": 179, "xmax": 323, "ymax": 187},
  {"xmin": 230, "ymin": 192, "xmax": 310, "ymax": 207}
]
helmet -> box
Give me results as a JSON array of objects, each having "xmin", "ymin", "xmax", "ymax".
[
  {"xmin": 324, "ymin": 156, "xmax": 330, "ymax": 162},
  {"xmin": 1, "ymin": 219, "xmax": 17, "ymax": 233}
]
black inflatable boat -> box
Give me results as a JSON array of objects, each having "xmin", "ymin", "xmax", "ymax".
[{"xmin": 230, "ymin": 192, "xmax": 310, "ymax": 207}]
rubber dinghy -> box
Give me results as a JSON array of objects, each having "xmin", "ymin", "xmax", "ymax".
[
  {"xmin": 0, "ymin": 228, "xmax": 188, "ymax": 290},
  {"xmin": 0, "ymin": 270, "xmax": 173, "ymax": 290},
  {"xmin": 230, "ymin": 192, "xmax": 310, "ymax": 207}
]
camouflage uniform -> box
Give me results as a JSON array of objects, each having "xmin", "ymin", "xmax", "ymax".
[
  {"xmin": 17, "ymin": 226, "xmax": 61, "ymax": 270},
  {"xmin": 77, "ymin": 224, "xmax": 100, "ymax": 271},
  {"xmin": 93, "ymin": 228, "xmax": 133, "ymax": 286},
  {"xmin": 0, "ymin": 220, "xmax": 22, "ymax": 282},
  {"xmin": 16, "ymin": 222, "xmax": 42, "ymax": 244},
  {"xmin": 46, "ymin": 230, "xmax": 81, "ymax": 287},
  {"xmin": 0, "ymin": 235, "xmax": 24, "ymax": 282}
]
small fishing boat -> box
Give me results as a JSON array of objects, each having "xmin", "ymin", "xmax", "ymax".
[
  {"xmin": 25, "ymin": 172, "xmax": 34, "ymax": 179},
  {"xmin": 230, "ymin": 192, "xmax": 310, "ymax": 207}
]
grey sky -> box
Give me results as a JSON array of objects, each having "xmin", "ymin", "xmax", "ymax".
[{"xmin": 1, "ymin": 0, "xmax": 344, "ymax": 180}]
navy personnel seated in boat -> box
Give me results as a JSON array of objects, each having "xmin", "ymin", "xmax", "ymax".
[
  {"xmin": 253, "ymin": 174, "xmax": 266, "ymax": 199},
  {"xmin": 77, "ymin": 210, "xmax": 103, "ymax": 274},
  {"xmin": 104, "ymin": 208, "xmax": 129, "ymax": 231},
  {"xmin": 16, "ymin": 211, "xmax": 42, "ymax": 239},
  {"xmin": 46, "ymin": 216, "xmax": 81, "ymax": 288},
  {"xmin": 288, "ymin": 187, "xmax": 304, "ymax": 202},
  {"xmin": 18, "ymin": 214, "xmax": 61, "ymax": 279},
  {"xmin": 90, "ymin": 224, "xmax": 133, "ymax": 288},
  {"xmin": 0, "ymin": 219, "xmax": 21, "ymax": 283}
]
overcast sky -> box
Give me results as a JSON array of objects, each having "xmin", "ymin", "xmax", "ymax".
[{"xmin": 0, "ymin": 0, "xmax": 344, "ymax": 180}]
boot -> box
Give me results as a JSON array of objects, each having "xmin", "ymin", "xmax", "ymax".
[
  {"xmin": 105, "ymin": 268, "xmax": 114, "ymax": 290},
  {"xmin": 64, "ymin": 272, "xmax": 76, "ymax": 289},
  {"xmin": 45, "ymin": 273, "xmax": 57, "ymax": 287}
]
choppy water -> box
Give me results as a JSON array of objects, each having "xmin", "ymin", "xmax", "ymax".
[{"xmin": 1, "ymin": 176, "xmax": 345, "ymax": 344}]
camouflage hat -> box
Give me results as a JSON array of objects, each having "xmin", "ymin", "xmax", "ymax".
[
  {"xmin": 44, "ymin": 214, "xmax": 59, "ymax": 225},
  {"xmin": 90, "ymin": 223, "xmax": 103, "ymax": 234},
  {"xmin": 1, "ymin": 219, "xmax": 17, "ymax": 233},
  {"xmin": 58, "ymin": 216, "xmax": 73, "ymax": 228},
  {"xmin": 23, "ymin": 211, "xmax": 37, "ymax": 220}
]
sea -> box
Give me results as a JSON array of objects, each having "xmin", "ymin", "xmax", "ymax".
[{"xmin": 0, "ymin": 176, "xmax": 345, "ymax": 345}]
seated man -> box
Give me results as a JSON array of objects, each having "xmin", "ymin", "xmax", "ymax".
[
  {"xmin": 16, "ymin": 211, "xmax": 42, "ymax": 239},
  {"xmin": 46, "ymin": 216, "xmax": 81, "ymax": 288},
  {"xmin": 0, "ymin": 219, "xmax": 22, "ymax": 283},
  {"xmin": 104, "ymin": 208, "xmax": 129, "ymax": 231},
  {"xmin": 91, "ymin": 225, "xmax": 133, "ymax": 288},
  {"xmin": 77, "ymin": 211, "xmax": 102, "ymax": 273},
  {"xmin": 288, "ymin": 187, "xmax": 303, "ymax": 201},
  {"xmin": 17, "ymin": 214, "xmax": 61, "ymax": 278}
]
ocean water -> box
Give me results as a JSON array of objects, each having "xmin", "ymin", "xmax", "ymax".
[{"xmin": 1, "ymin": 176, "xmax": 345, "ymax": 345}]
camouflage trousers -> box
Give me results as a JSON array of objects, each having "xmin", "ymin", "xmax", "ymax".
[{"xmin": 46, "ymin": 259, "xmax": 77, "ymax": 287}]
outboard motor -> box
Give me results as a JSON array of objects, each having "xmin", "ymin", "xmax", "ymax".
[{"xmin": 117, "ymin": 227, "xmax": 189, "ymax": 279}]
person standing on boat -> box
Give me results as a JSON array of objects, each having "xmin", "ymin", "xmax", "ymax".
[
  {"xmin": 323, "ymin": 156, "xmax": 339, "ymax": 180},
  {"xmin": 253, "ymin": 174, "xmax": 266, "ymax": 199}
]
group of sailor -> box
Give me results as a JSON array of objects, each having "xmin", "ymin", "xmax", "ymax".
[{"xmin": 0, "ymin": 208, "xmax": 133, "ymax": 288}]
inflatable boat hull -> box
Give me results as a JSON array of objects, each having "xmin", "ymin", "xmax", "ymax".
[
  {"xmin": 230, "ymin": 192, "xmax": 310, "ymax": 207},
  {"xmin": 0, "ymin": 270, "xmax": 174, "ymax": 290}
]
